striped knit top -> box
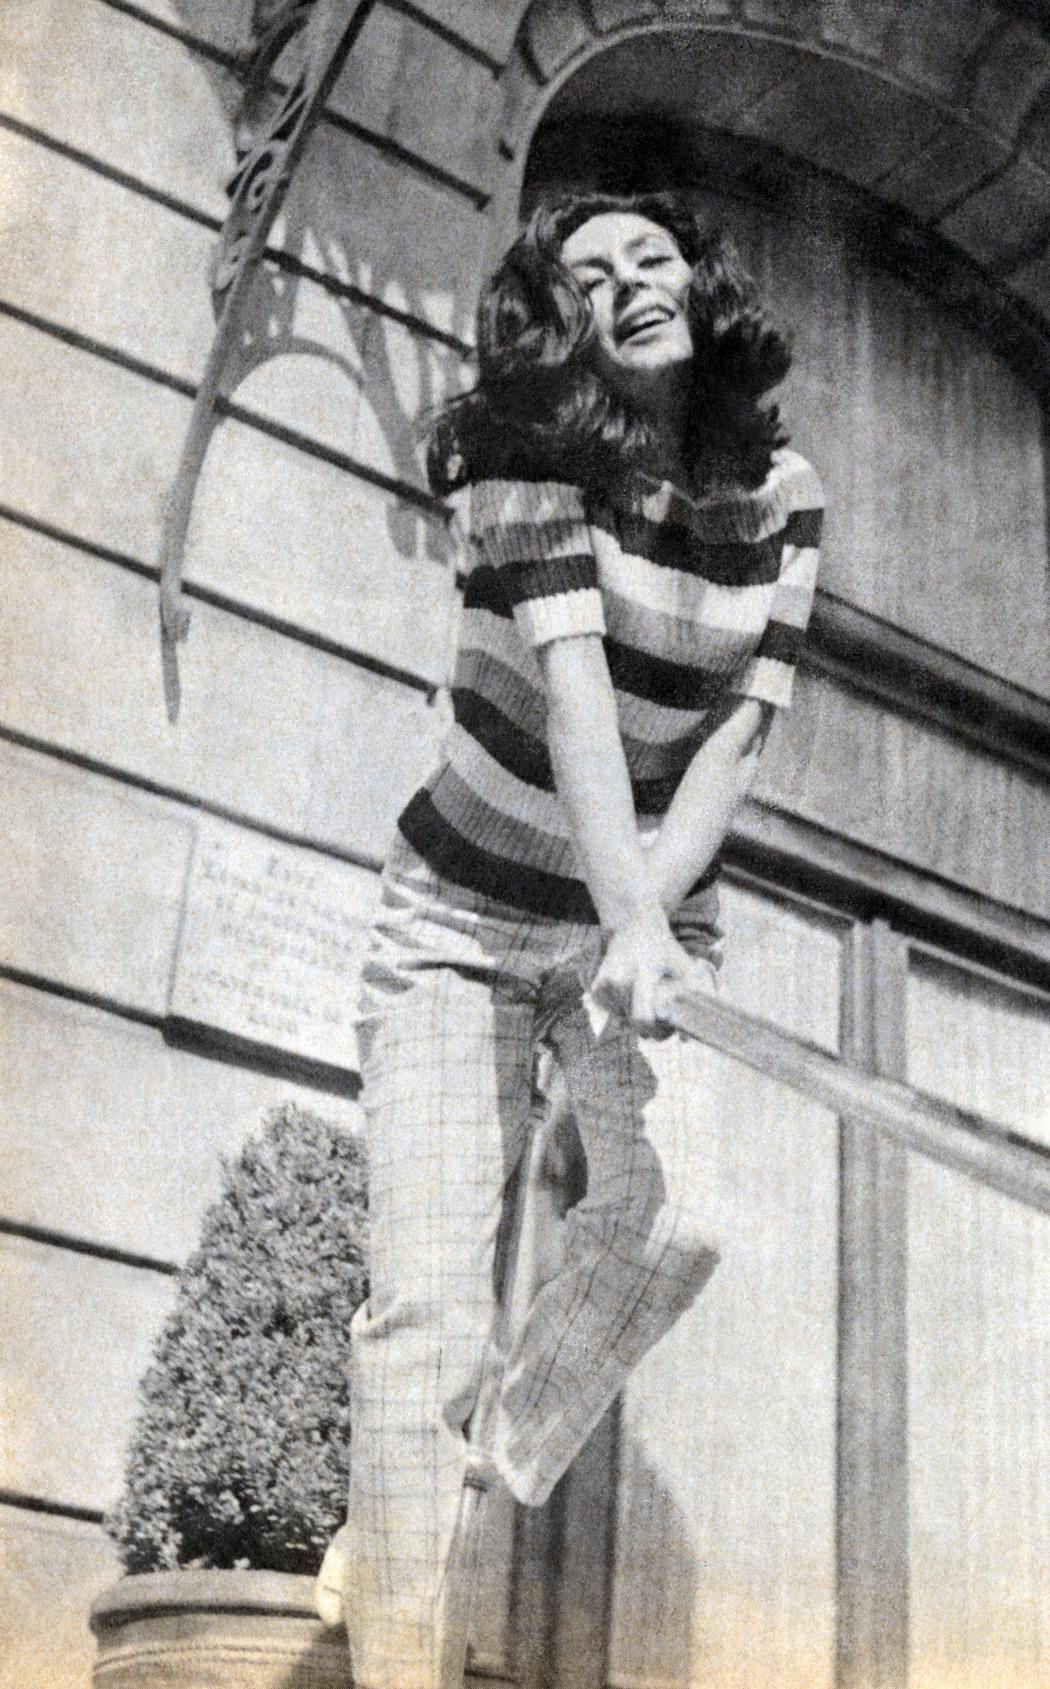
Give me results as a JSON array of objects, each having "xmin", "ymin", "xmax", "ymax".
[{"xmin": 398, "ymin": 447, "xmax": 823, "ymax": 923}]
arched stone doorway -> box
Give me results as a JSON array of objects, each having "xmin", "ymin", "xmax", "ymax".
[{"xmin": 490, "ymin": 0, "xmax": 1050, "ymax": 340}]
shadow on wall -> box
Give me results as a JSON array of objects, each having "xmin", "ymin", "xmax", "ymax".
[
  {"xmin": 610, "ymin": 1426, "xmax": 702, "ymax": 1689},
  {"xmin": 167, "ymin": 0, "xmax": 472, "ymax": 574}
]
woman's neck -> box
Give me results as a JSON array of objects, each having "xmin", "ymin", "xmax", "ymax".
[{"xmin": 631, "ymin": 370, "xmax": 692, "ymax": 489}]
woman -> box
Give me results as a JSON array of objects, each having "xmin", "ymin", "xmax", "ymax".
[{"xmin": 326, "ymin": 191, "xmax": 823, "ymax": 1689}]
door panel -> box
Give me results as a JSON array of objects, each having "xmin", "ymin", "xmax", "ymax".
[{"xmin": 606, "ymin": 885, "xmax": 844, "ymax": 1689}]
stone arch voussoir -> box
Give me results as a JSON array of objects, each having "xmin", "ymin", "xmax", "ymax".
[{"xmin": 486, "ymin": 0, "xmax": 1050, "ymax": 328}]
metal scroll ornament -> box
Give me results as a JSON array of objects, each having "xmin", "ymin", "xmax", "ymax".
[{"xmin": 158, "ymin": 0, "xmax": 376, "ymax": 718}]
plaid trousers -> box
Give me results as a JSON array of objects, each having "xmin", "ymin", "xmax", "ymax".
[{"xmin": 343, "ymin": 838, "xmax": 721, "ymax": 1689}]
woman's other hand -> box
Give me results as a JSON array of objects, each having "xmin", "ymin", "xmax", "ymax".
[{"xmin": 591, "ymin": 904, "xmax": 716, "ymax": 1035}]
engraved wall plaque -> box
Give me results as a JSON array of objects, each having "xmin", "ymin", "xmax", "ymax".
[{"xmin": 168, "ymin": 817, "xmax": 379, "ymax": 1071}]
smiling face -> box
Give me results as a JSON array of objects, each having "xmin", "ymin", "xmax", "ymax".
[{"xmin": 560, "ymin": 211, "xmax": 694, "ymax": 406}]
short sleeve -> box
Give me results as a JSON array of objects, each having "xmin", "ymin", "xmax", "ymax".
[
  {"xmin": 733, "ymin": 475, "xmax": 823, "ymax": 710},
  {"xmin": 469, "ymin": 479, "xmax": 606, "ymax": 648}
]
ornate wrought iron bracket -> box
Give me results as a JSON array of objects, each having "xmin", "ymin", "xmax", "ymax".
[{"xmin": 158, "ymin": 0, "xmax": 375, "ymax": 719}]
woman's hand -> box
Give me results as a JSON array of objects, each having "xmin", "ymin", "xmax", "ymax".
[{"xmin": 590, "ymin": 903, "xmax": 716, "ymax": 1035}]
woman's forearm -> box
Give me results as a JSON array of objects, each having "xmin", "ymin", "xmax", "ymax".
[
  {"xmin": 538, "ymin": 635, "xmax": 659, "ymax": 930},
  {"xmin": 647, "ymin": 699, "xmax": 773, "ymax": 913}
]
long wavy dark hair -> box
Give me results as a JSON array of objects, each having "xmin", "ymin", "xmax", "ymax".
[{"xmin": 428, "ymin": 191, "xmax": 792, "ymax": 499}]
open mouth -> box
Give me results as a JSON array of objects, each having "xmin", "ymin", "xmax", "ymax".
[{"xmin": 614, "ymin": 305, "xmax": 674, "ymax": 345}]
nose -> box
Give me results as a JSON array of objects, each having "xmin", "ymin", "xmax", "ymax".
[{"xmin": 611, "ymin": 261, "xmax": 645, "ymax": 309}]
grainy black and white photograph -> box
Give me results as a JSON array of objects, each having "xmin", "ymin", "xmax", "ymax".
[{"xmin": 3, "ymin": 3, "xmax": 1050, "ymax": 1687}]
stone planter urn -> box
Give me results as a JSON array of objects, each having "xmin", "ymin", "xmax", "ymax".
[{"xmin": 90, "ymin": 1570, "xmax": 352, "ymax": 1688}]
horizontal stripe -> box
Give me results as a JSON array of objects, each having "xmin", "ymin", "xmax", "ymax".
[
  {"xmin": 754, "ymin": 619, "xmax": 805, "ymax": 666},
  {"xmin": 455, "ymin": 649, "xmax": 548, "ymax": 740},
  {"xmin": 615, "ymin": 690, "xmax": 713, "ymax": 745},
  {"xmin": 462, "ymin": 565, "xmax": 513, "ymax": 618},
  {"xmin": 457, "ymin": 616, "xmax": 547, "ymax": 693},
  {"xmin": 595, "ymin": 530, "xmax": 776, "ymax": 626},
  {"xmin": 453, "ymin": 680, "xmax": 706, "ymax": 791},
  {"xmin": 406, "ymin": 452, "xmax": 823, "ymax": 917},
  {"xmin": 516, "ymin": 588, "xmax": 606, "ymax": 647},
  {"xmin": 471, "ymin": 480, "xmax": 588, "ymax": 556},
  {"xmin": 785, "ymin": 507, "xmax": 823, "ymax": 548},
  {"xmin": 447, "ymin": 711, "xmax": 725, "ymax": 819},
  {"xmin": 452, "ymin": 687, "xmax": 554, "ymax": 790},
  {"xmin": 632, "ymin": 768, "xmax": 693, "ymax": 815},
  {"xmin": 502, "ymin": 554, "xmax": 599, "ymax": 605},
  {"xmin": 591, "ymin": 510, "xmax": 784, "ymax": 585},
  {"xmin": 620, "ymin": 724, "xmax": 705, "ymax": 780},
  {"xmin": 603, "ymin": 585, "xmax": 766, "ymax": 673},
  {"xmin": 605, "ymin": 638, "xmax": 731, "ymax": 710},
  {"xmin": 734, "ymin": 654, "xmax": 797, "ymax": 708},
  {"xmin": 635, "ymin": 449, "xmax": 823, "ymax": 543},
  {"xmin": 398, "ymin": 790, "xmax": 597, "ymax": 922},
  {"xmin": 476, "ymin": 515, "xmax": 594, "ymax": 565},
  {"xmin": 442, "ymin": 732, "xmax": 571, "ymax": 845},
  {"xmin": 472, "ymin": 479, "xmax": 588, "ymax": 520},
  {"xmin": 770, "ymin": 580, "xmax": 818, "ymax": 632},
  {"xmin": 779, "ymin": 544, "xmax": 821, "ymax": 594}
]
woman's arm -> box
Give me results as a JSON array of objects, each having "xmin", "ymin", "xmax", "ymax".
[
  {"xmin": 645, "ymin": 696, "xmax": 775, "ymax": 914},
  {"xmin": 538, "ymin": 634, "xmax": 710, "ymax": 1029},
  {"xmin": 539, "ymin": 634, "xmax": 649, "ymax": 929}
]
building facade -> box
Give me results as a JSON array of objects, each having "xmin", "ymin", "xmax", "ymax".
[{"xmin": 3, "ymin": 2, "xmax": 1050, "ymax": 1685}]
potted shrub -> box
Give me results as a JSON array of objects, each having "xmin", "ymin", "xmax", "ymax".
[{"xmin": 90, "ymin": 1101, "xmax": 368, "ymax": 1688}]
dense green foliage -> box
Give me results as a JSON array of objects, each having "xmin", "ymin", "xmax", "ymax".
[{"xmin": 106, "ymin": 1103, "xmax": 368, "ymax": 1575}]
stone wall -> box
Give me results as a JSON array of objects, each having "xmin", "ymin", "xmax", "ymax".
[{"xmin": 4, "ymin": 2, "xmax": 1050, "ymax": 1683}]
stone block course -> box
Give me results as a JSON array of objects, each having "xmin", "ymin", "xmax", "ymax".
[
  {"xmin": 124, "ymin": 0, "xmax": 257, "ymax": 62},
  {"xmin": 0, "ymin": 742, "xmax": 194, "ymax": 1016},
  {"xmin": 874, "ymin": 119, "xmax": 1011, "ymax": 224},
  {"xmin": 2, "ymin": 0, "xmax": 485, "ymax": 342},
  {"xmin": 588, "ymin": 0, "xmax": 663, "ymax": 30},
  {"xmin": 876, "ymin": 0, "xmax": 1004, "ymax": 104},
  {"xmin": 813, "ymin": 0, "xmax": 912, "ymax": 64},
  {"xmin": 939, "ymin": 154, "xmax": 1050, "ymax": 272},
  {"xmin": 0, "ymin": 523, "xmax": 438, "ymax": 863},
  {"xmin": 683, "ymin": 33, "xmax": 809, "ymax": 131},
  {"xmin": 963, "ymin": 18, "xmax": 1050, "ymax": 145},
  {"xmin": 522, "ymin": 0, "xmax": 595, "ymax": 82},
  {"xmin": 329, "ymin": 4, "xmax": 502, "ymax": 194},
  {"xmin": 0, "ymin": 315, "xmax": 457, "ymax": 686},
  {"xmin": 407, "ymin": 0, "xmax": 529, "ymax": 64},
  {"xmin": 734, "ymin": 54, "xmax": 942, "ymax": 192},
  {"xmin": 0, "ymin": 1236, "xmax": 177, "ymax": 1511},
  {"xmin": 737, "ymin": 0, "xmax": 827, "ymax": 41},
  {"xmin": 662, "ymin": 0, "xmax": 738, "ymax": 18},
  {"xmin": 186, "ymin": 426, "xmax": 457, "ymax": 688},
  {"xmin": 0, "ymin": 978, "xmax": 365, "ymax": 1263},
  {"xmin": 588, "ymin": 0, "xmax": 737, "ymax": 26},
  {"xmin": 0, "ymin": 1506, "xmax": 118, "ymax": 1689},
  {"xmin": 0, "ymin": 0, "xmax": 235, "ymax": 217}
]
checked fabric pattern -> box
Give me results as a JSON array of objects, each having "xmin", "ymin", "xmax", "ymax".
[{"xmin": 340, "ymin": 840, "xmax": 722, "ymax": 1689}]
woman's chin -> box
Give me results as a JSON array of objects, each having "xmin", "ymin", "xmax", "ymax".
[{"xmin": 609, "ymin": 351, "xmax": 692, "ymax": 407}]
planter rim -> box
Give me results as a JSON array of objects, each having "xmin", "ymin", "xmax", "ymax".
[{"xmin": 90, "ymin": 1570, "xmax": 324, "ymax": 1635}]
